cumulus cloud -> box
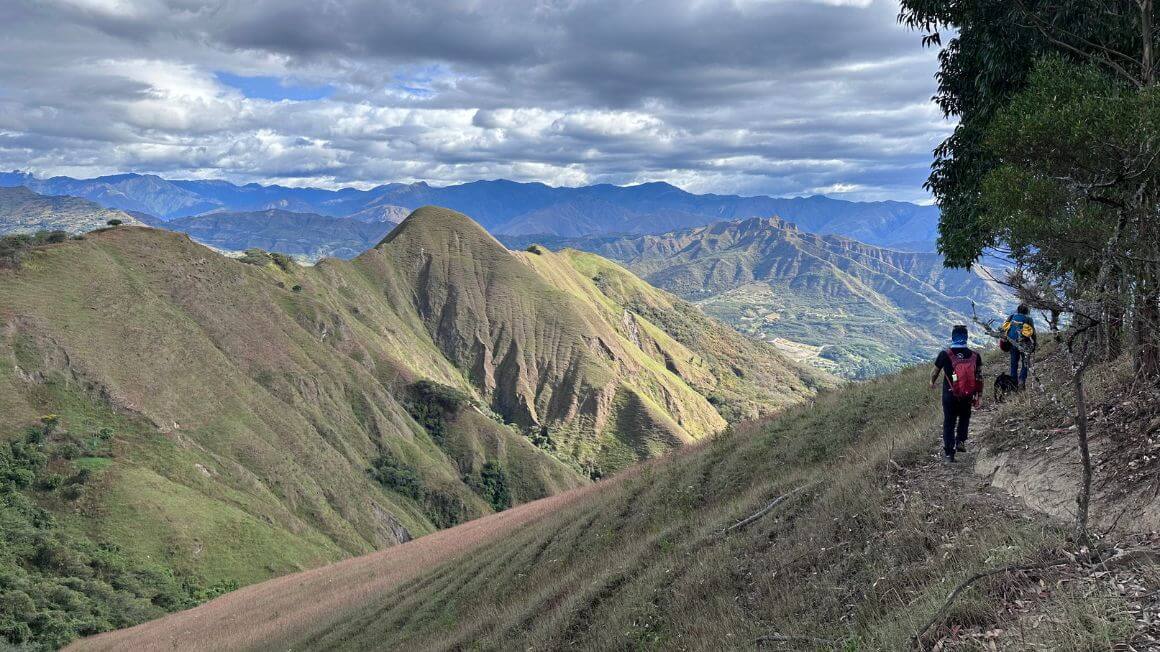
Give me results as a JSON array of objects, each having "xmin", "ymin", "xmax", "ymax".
[{"xmin": 0, "ymin": 0, "xmax": 949, "ymax": 201}]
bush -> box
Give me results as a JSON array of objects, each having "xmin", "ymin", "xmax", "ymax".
[
  {"xmin": 105, "ymin": 219, "xmax": 123, "ymax": 226},
  {"xmin": 367, "ymin": 450, "xmax": 473, "ymax": 528},
  {"xmin": 0, "ymin": 421, "xmax": 235, "ymax": 649},
  {"xmin": 238, "ymin": 248, "xmax": 273, "ymax": 267},
  {"xmin": 368, "ymin": 452, "xmax": 425, "ymax": 501},
  {"xmin": 270, "ymin": 252, "xmax": 295, "ymax": 272},
  {"xmin": 404, "ymin": 381, "xmax": 471, "ymax": 447},
  {"xmin": 470, "ymin": 463, "xmax": 512, "ymax": 512},
  {"xmin": 290, "ymin": 284, "xmax": 303, "ymax": 293}
]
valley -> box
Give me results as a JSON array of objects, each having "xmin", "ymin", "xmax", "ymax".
[
  {"xmin": 0, "ymin": 208, "xmax": 824, "ymax": 648},
  {"xmin": 503, "ymin": 217, "xmax": 1011, "ymax": 378}
]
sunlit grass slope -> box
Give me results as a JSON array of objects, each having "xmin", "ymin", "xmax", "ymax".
[
  {"xmin": 0, "ymin": 207, "xmax": 825, "ymax": 647},
  {"xmin": 288, "ymin": 365, "xmax": 1094, "ymax": 651}
]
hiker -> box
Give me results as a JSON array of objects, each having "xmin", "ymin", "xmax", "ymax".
[
  {"xmin": 930, "ymin": 325, "xmax": 983, "ymax": 463},
  {"xmin": 1001, "ymin": 304, "xmax": 1037, "ymax": 389}
]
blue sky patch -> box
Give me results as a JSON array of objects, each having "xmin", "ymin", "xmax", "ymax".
[{"xmin": 216, "ymin": 72, "xmax": 334, "ymax": 101}]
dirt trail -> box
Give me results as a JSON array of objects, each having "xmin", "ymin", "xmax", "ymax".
[{"xmin": 68, "ymin": 480, "xmax": 611, "ymax": 652}]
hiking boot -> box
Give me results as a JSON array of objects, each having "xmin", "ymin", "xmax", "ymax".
[
  {"xmin": 955, "ymin": 441, "xmax": 967, "ymax": 453},
  {"xmin": 942, "ymin": 453, "xmax": 955, "ymax": 464}
]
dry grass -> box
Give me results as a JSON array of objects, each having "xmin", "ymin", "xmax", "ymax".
[{"xmin": 71, "ymin": 364, "xmax": 1114, "ymax": 651}]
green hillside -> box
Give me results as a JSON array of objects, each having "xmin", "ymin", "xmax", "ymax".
[
  {"xmin": 74, "ymin": 359, "xmax": 1146, "ymax": 651},
  {"xmin": 507, "ymin": 217, "xmax": 1012, "ymax": 378},
  {"xmin": 0, "ymin": 208, "xmax": 824, "ymax": 648}
]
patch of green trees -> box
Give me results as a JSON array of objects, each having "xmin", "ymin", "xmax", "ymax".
[{"xmin": 1, "ymin": 419, "xmax": 231, "ymax": 650}]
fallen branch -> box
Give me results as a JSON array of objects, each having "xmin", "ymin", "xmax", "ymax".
[
  {"xmin": 756, "ymin": 631, "xmax": 838, "ymax": 649},
  {"xmin": 723, "ymin": 482, "xmax": 817, "ymax": 534},
  {"xmin": 910, "ymin": 558, "xmax": 1072, "ymax": 647}
]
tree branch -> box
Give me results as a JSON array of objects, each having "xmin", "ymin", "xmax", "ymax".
[{"xmin": 911, "ymin": 559, "xmax": 1072, "ymax": 647}]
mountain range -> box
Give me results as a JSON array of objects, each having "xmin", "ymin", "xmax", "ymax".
[
  {"xmin": 0, "ymin": 171, "xmax": 939, "ymax": 249},
  {"xmin": 503, "ymin": 217, "xmax": 1010, "ymax": 378},
  {"xmin": 0, "ymin": 207, "xmax": 828, "ymax": 645}
]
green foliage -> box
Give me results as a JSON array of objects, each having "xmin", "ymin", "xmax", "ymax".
[
  {"xmin": 270, "ymin": 252, "xmax": 295, "ymax": 272},
  {"xmin": 0, "ymin": 232, "xmax": 72, "ymax": 268},
  {"xmin": 238, "ymin": 248, "xmax": 274, "ymax": 267},
  {"xmin": 367, "ymin": 450, "xmax": 469, "ymax": 529},
  {"xmin": 898, "ymin": 0, "xmax": 1151, "ymax": 267},
  {"xmin": 0, "ymin": 425, "xmax": 232, "ymax": 649},
  {"xmin": 980, "ymin": 56, "xmax": 1151, "ymax": 280},
  {"xmin": 105, "ymin": 219, "xmax": 123, "ymax": 227},
  {"xmin": 404, "ymin": 381, "xmax": 471, "ymax": 447},
  {"xmin": 368, "ymin": 452, "xmax": 424, "ymax": 501},
  {"xmin": 467, "ymin": 463, "xmax": 511, "ymax": 512}
]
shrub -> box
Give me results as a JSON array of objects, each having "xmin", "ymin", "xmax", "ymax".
[
  {"xmin": 368, "ymin": 452, "xmax": 425, "ymax": 501},
  {"xmin": 290, "ymin": 284, "xmax": 303, "ymax": 293},
  {"xmin": 270, "ymin": 252, "xmax": 295, "ymax": 272},
  {"xmin": 0, "ymin": 425, "xmax": 232, "ymax": 649},
  {"xmin": 404, "ymin": 381, "xmax": 471, "ymax": 447},
  {"xmin": 105, "ymin": 219, "xmax": 123, "ymax": 226},
  {"xmin": 45, "ymin": 231, "xmax": 68, "ymax": 244},
  {"xmin": 54, "ymin": 443, "xmax": 82, "ymax": 460},
  {"xmin": 238, "ymin": 248, "xmax": 273, "ymax": 267},
  {"xmin": 470, "ymin": 463, "xmax": 512, "ymax": 512},
  {"xmin": 36, "ymin": 474, "xmax": 63, "ymax": 491},
  {"xmin": 367, "ymin": 450, "xmax": 474, "ymax": 528}
]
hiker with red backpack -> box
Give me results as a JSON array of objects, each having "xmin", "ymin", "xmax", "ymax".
[{"xmin": 930, "ymin": 325, "xmax": 983, "ymax": 463}]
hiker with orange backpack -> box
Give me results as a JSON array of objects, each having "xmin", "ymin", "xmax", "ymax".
[
  {"xmin": 1000, "ymin": 304, "xmax": 1037, "ymax": 390},
  {"xmin": 930, "ymin": 325, "xmax": 983, "ymax": 463}
]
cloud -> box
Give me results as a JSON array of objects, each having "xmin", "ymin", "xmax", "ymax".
[{"xmin": 0, "ymin": 0, "xmax": 949, "ymax": 201}]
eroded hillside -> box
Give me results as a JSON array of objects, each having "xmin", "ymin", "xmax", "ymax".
[
  {"xmin": 508, "ymin": 217, "xmax": 1011, "ymax": 377},
  {"xmin": 0, "ymin": 207, "xmax": 825, "ymax": 648}
]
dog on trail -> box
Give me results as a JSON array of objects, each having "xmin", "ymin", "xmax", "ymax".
[{"xmin": 994, "ymin": 373, "xmax": 1019, "ymax": 403}]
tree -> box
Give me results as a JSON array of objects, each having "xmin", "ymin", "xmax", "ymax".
[{"xmin": 898, "ymin": 0, "xmax": 1158, "ymax": 267}]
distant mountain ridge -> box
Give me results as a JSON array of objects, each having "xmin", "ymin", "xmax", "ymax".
[
  {"xmin": 0, "ymin": 186, "xmax": 155, "ymax": 235},
  {"xmin": 168, "ymin": 209, "xmax": 398, "ymax": 260},
  {"xmin": 0, "ymin": 171, "xmax": 939, "ymax": 249},
  {"xmin": 504, "ymin": 217, "xmax": 1010, "ymax": 378}
]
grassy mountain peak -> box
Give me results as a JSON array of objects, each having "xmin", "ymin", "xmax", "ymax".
[{"xmin": 0, "ymin": 210, "xmax": 826, "ymax": 648}]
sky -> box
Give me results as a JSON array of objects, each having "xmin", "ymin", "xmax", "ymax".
[{"xmin": 0, "ymin": 0, "xmax": 951, "ymax": 203}]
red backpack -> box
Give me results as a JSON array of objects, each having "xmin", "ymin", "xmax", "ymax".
[{"xmin": 945, "ymin": 348, "xmax": 981, "ymax": 399}]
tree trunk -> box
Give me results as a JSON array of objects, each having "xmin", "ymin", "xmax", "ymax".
[
  {"xmin": 1138, "ymin": 265, "xmax": 1160, "ymax": 378},
  {"xmin": 1143, "ymin": 0, "xmax": 1155, "ymax": 86},
  {"xmin": 1072, "ymin": 352, "xmax": 1093, "ymax": 549}
]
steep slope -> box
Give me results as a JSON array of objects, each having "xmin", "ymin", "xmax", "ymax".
[
  {"xmin": 357, "ymin": 207, "xmax": 827, "ymax": 472},
  {"xmin": 0, "ymin": 187, "xmax": 153, "ymax": 235},
  {"xmin": 167, "ymin": 209, "xmax": 396, "ymax": 261},
  {"xmin": 1, "ymin": 172, "xmax": 939, "ymax": 249},
  {"xmin": 508, "ymin": 217, "xmax": 1010, "ymax": 378},
  {"xmin": 75, "ymin": 362, "xmax": 1150, "ymax": 652},
  {"xmin": 0, "ymin": 210, "xmax": 824, "ymax": 648}
]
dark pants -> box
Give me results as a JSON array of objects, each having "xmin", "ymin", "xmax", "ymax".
[
  {"xmin": 942, "ymin": 393, "xmax": 972, "ymax": 457},
  {"xmin": 1009, "ymin": 348, "xmax": 1029, "ymax": 384}
]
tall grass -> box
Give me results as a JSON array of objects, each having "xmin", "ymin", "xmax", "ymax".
[{"xmin": 287, "ymin": 366, "xmax": 1072, "ymax": 650}]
